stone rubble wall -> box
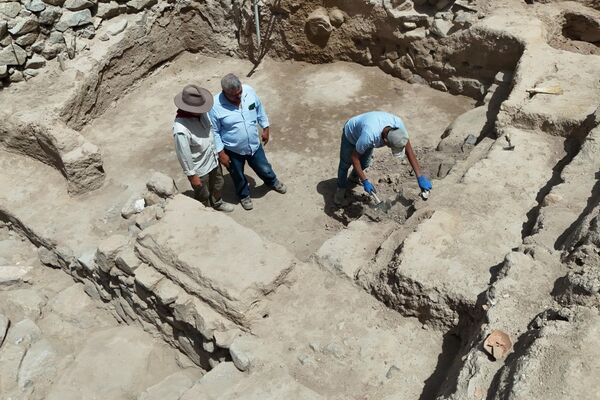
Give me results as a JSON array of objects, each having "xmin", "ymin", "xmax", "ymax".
[
  {"xmin": 0, "ymin": 173, "xmax": 295, "ymax": 372},
  {"xmin": 0, "ymin": 0, "xmax": 162, "ymax": 86}
]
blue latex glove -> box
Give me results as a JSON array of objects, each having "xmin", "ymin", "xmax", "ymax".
[
  {"xmin": 417, "ymin": 175, "xmax": 432, "ymax": 191},
  {"xmin": 363, "ymin": 179, "xmax": 375, "ymax": 194}
]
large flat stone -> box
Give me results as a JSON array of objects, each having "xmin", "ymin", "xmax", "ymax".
[
  {"xmin": 381, "ymin": 129, "xmax": 563, "ymax": 325},
  {"xmin": 136, "ymin": 195, "xmax": 295, "ymax": 325}
]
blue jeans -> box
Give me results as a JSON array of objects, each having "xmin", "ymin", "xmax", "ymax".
[
  {"xmin": 337, "ymin": 132, "xmax": 373, "ymax": 189},
  {"xmin": 226, "ymin": 146, "xmax": 279, "ymax": 199}
]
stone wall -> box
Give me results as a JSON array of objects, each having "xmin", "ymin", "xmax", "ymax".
[{"xmin": 0, "ymin": 0, "xmax": 158, "ymax": 86}]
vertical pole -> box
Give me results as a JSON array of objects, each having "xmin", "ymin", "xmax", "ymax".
[{"xmin": 254, "ymin": 0, "xmax": 261, "ymax": 52}]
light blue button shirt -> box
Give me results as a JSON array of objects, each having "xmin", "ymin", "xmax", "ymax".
[
  {"xmin": 208, "ymin": 84, "xmax": 270, "ymax": 156},
  {"xmin": 343, "ymin": 111, "xmax": 408, "ymax": 155}
]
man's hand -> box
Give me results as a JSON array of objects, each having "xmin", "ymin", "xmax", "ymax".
[
  {"xmin": 261, "ymin": 127, "xmax": 270, "ymax": 145},
  {"xmin": 362, "ymin": 179, "xmax": 376, "ymax": 194},
  {"xmin": 218, "ymin": 151, "xmax": 231, "ymax": 169},
  {"xmin": 417, "ymin": 175, "xmax": 432, "ymax": 191},
  {"xmin": 188, "ymin": 175, "xmax": 202, "ymax": 188}
]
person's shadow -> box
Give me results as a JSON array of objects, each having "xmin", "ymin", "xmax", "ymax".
[
  {"xmin": 316, "ymin": 178, "xmax": 365, "ymax": 225},
  {"xmin": 182, "ymin": 173, "xmax": 271, "ymax": 204}
]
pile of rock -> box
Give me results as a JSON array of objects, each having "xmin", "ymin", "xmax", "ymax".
[{"xmin": 0, "ymin": 0, "xmax": 157, "ymax": 86}]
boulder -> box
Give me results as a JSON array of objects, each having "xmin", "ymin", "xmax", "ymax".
[
  {"xmin": 306, "ymin": 7, "xmax": 333, "ymax": 39},
  {"xmin": 42, "ymin": 0, "xmax": 66, "ymax": 5},
  {"xmin": 14, "ymin": 31, "xmax": 38, "ymax": 46},
  {"xmin": 0, "ymin": 64, "xmax": 7, "ymax": 78},
  {"xmin": 0, "ymin": 2, "xmax": 21, "ymax": 18},
  {"xmin": 10, "ymin": 70, "xmax": 24, "ymax": 82},
  {"xmin": 126, "ymin": 0, "xmax": 156, "ymax": 11},
  {"xmin": 96, "ymin": 1, "xmax": 125, "ymax": 19},
  {"xmin": 55, "ymin": 9, "xmax": 92, "ymax": 32},
  {"xmin": 0, "ymin": 266, "xmax": 32, "ymax": 288},
  {"xmin": 25, "ymin": 53, "xmax": 45, "ymax": 68},
  {"xmin": 430, "ymin": 18, "xmax": 454, "ymax": 37},
  {"xmin": 7, "ymin": 16, "xmax": 39, "ymax": 36},
  {"xmin": 146, "ymin": 171, "xmax": 176, "ymax": 198},
  {"xmin": 24, "ymin": 0, "xmax": 45, "ymax": 12},
  {"xmin": 63, "ymin": 0, "xmax": 95, "ymax": 10},
  {"xmin": 95, "ymin": 234, "xmax": 129, "ymax": 273},
  {"xmin": 38, "ymin": 5, "xmax": 62, "ymax": 25}
]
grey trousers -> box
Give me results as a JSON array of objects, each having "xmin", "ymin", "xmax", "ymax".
[{"xmin": 193, "ymin": 165, "xmax": 225, "ymax": 207}]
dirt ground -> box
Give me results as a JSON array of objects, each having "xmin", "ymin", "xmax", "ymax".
[{"xmin": 81, "ymin": 53, "xmax": 474, "ymax": 260}]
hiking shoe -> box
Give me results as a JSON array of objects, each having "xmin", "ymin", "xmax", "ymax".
[
  {"xmin": 272, "ymin": 181, "xmax": 287, "ymax": 194},
  {"xmin": 240, "ymin": 197, "xmax": 253, "ymax": 210},
  {"xmin": 213, "ymin": 201, "xmax": 234, "ymax": 213},
  {"xmin": 334, "ymin": 187, "xmax": 348, "ymax": 206}
]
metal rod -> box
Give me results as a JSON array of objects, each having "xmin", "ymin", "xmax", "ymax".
[{"xmin": 254, "ymin": 0, "xmax": 261, "ymax": 52}]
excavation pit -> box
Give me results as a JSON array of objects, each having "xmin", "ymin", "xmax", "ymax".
[{"xmin": 1, "ymin": 0, "xmax": 600, "ymax": 399}]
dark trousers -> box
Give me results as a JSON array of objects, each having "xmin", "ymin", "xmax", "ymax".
[
  {"xmin": 226, "ymin": 146, "xmax": 278, "ymax": 199},
  {"xmin": 193, "ymin": 165, "xmax": 225, "ymax": 206}
]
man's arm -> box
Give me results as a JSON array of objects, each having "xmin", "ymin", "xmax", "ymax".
[
  {"xmin": 404, "ymin": 141, "xmax": 421, "ymax": 177},
  {"xmin": 174, "ymin": 132, "xmax": 201, "ymax": 187},
  {"xmin": 351, "ymin": 150, "xmax": 367, "ymax": 182},
  {"xmin": 405, "ymin": 141, "xmax": 432, "ymax": 191},
  {"xmin": 208, "ymin": 109, "xmax": 231, "ymax": 168},
  {"xmin": 254, "ymin": 89, "xmax": 270, "ymax": 145}
]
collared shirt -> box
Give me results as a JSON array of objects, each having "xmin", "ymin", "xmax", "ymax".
[
  {"xmin": 343, "ymin": 111, "xmax": 409, "ymax": 155},
  {"xmin": 172, "ymin": 113, "xmax": 218, "ymax": 177},
  {"xmin": 208, "ymin": 84, "xmax": 269, "ymax": 156}
]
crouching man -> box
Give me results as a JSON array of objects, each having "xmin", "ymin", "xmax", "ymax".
[{"xmin": 172, "ymin": 84, "xmax": 234, "ymax": 212}]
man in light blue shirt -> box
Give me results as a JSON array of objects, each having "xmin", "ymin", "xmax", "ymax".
[
  {"xmin": 209, "ymin": 74, "xmax": 287, "ymax": 211},
  {"xmin": 336, "ymin": 111, "xmax": 432, "ymax": 206}
]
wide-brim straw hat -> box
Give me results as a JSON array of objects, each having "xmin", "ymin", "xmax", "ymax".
[{"xmin": 174, "ymin": 84, "xmax": 214, "ymax": 114}]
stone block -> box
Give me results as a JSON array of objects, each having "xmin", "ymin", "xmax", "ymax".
[
  {"xmin": 431, "ymin": 18, "xmax": 453, "ymax": 37},
  {"xmin": 146, "ymin": 171, "xmax": 176, "ymax": 198},
  {"xmin": 134, "ymin": 263, "xmax": 163, "ymax": 291},
  {"xmin": 0, "ymin": 2, "xmax": 21, "ymax": 18},
  {"xmin": 154, "ymin": 278, "xmax": 181, "ymax": 305},
  {"xmin": 138, "ymin": 370, "xmax": 199, "ymax": 400},
  {"xmin": 24, "ymin": 53, "xmax": 45, "ymax": 69},
  {"xmin": 114, "ymin": 247, "xmax": 141, "ymax": 274},
  {"xmin": 55, "ymin": 9, "xmax": 92, "ymax": 32},
  {"xmin": 77, "ymin": 250, "xmax": 97, "ymax": 273},
  {"xmin": 96, "ymin": 1, "xmax": 125, "ymax": 18},
  {"xmin": 24, "ymin": 0, "xmax": 45, "ymax": 12},
  {"xmin": 64, "ymin": 0, "xmax": 95, "ymax": 10},
  {"xmin": 171, "ymin": 293, "xmax": 233, "ymax": 340},
  {"xmin": 126, "ymin": 0, "xmax": 156, "ymax": 11},
  {"xmin": 135, "ymin": 204, "xmax": 160, "ymax": 230},
  {"xmin": 214, "ymin": 328, "xmax": 241, "ymax": 349},
  {"xmin": 0, "ymin": 266, "xmax": 32, "ymax": 288},
  {"xmin": 16, "ymin": 33, "xmax": 37, "ymax": 48},
  {"xmin": 0, "ymin": 43, "xmax": 27, "ymax": 65},
  {"xmin": 8, "ymin": 16, "xmax": 38, "ymax": 36},
  {"xmin": 229, "ymin": 339, "xmax": 251, "ymax": 371},
  {"xmin": 38, "ymin": 5, "xmax": 61, "ymax": 25},
  {"xmin": 0, "ymin": 21, "xmax": 7, "ymax": 38},
  {"xmin": 42, "ymin": 0, "xmax": 65, "ymax": 5},
  {"xmin": 95, "ymin": 234, "xmax": 129, "ymax": 273},
  {"xmin": 136, "ymin": 195, "xmax": 295, "ymax": 325}
]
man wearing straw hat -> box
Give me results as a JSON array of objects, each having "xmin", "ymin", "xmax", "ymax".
[{"xmin": 172, "ymin": 84, "xmax": 234, "ymax": 212}]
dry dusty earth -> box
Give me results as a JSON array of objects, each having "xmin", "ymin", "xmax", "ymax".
[{"xmin": 1, "ymin": 0, "xmax": 600, "ymax": 399}]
